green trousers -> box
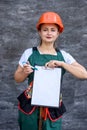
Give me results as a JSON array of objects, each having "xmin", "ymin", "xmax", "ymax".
[{"xmin": 18, "ymin": 109, "xmax": 62, "ymax": 130}]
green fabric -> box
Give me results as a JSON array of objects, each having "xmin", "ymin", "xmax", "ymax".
[
  {"xmin": 18, "ymin": 109, "xmax": 62, "ymax": 130},
  {"xmin": 42, "ymin": 118, "xmax": 62, "ymax": 130},
  {"xmin": 18, "ymin": 47, "xmax": 64, "ymax": 130},
  {"xmin": 18, "ymin": 109, "xmax": 39, "ymax": 130},
  {"xmin": 28, "ymin": 47, "xmax": 65, "ymax": 84}
]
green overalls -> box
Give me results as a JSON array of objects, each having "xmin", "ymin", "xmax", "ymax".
[{"xmin": 18, "ymin": 47, "xmax": 66, "ymax": 130}]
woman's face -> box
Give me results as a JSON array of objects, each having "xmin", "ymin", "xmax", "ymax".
[{"xmin": 39, "ymin": 23, "xmax": 59, "ymax": 43}]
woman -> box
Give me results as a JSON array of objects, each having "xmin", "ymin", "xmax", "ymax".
[{"xmin": 14, "ymin": 12, "xmax": 87, "ymax": 130}]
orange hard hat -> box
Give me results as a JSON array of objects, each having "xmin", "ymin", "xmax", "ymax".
[{"xmin": 36, "ymin": 12, "xmax": 64, "ymax": 33}]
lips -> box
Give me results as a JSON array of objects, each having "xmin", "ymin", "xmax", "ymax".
[{"xmin": 46, "ymin": 36, "xmax": 52, "ymax": 39}]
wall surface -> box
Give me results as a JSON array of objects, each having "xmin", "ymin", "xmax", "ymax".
[{"xmin": 0, "ymin": 0, "xmax": 87, "ymax": 130}]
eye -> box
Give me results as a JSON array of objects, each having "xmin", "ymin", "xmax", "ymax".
[
  {"xmin": 51, "ymin": 28, "xmax": 56, "ymax": 32},
  {"xmin": 43, "ymin": 28, "xmax": 48, "ymax": 31}
]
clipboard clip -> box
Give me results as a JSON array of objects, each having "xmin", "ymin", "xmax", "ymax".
[
  {"xmin": 41, "ymin": 66, "xmax": 54, "ymax": 70},
  {"xmin": 41, "ymin": 66, "xmax": 61, "ymax": 70}
]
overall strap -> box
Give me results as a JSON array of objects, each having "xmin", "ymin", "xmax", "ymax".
[
  {"xmin": 56, "ymin": 48, "xmax": 65, "ymax": 62},
  {"xmin": 56, "ymin": 49, "xmax": 66, "ymax": 75},
  {"xmin": 56, "ymin": 49, "xmax": 66, "ymax": 98},
  {"xmin": 32, "ymin": 47, "xmax": 37, "ymax": 52}
]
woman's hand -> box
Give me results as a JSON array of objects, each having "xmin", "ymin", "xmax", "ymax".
[
  {"xmin": 14, "ymin": 62, "xmax": 33, "ymax": 83},
  {"xmin": 45, "ymin": 60, "xmax": 63, "ymax": 68},
  {"xmin": 45, "ymin": 60, "xmax": 87, "ymax": 79},
  {"xmin": 23, "ymin": 63, "xmax": 33, "ymax": 75}
]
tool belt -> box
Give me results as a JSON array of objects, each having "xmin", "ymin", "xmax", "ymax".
[
  {"xmin": 17, "ymin": 90, "xmax": 66, "ymax": 121},
  {"xmin": 47, "ymin": 102, "xmax": 66, "ymax": 121},
  {"xmin": 17, "ymin": 90, "xmax": 36, "ymax": 114}
]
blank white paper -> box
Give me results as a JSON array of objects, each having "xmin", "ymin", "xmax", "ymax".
[{"xmin": 31, "ymin": 66, "xmax": 62, "ymax": 107}]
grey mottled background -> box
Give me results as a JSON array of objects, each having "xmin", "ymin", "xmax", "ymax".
[{"xmin": 0, "ymin": 0, "xmax": 87, "ymax": 130}]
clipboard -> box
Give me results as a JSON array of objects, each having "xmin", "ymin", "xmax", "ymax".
[{"xmin": 31, "ymin": 66, "xmax": 62, "ymax": 107}]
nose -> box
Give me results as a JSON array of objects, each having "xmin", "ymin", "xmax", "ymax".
[{"xmin": 47, "ymin": 29, "xmax": 51, "ymax": 35}]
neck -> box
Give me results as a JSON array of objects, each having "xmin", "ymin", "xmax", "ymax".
[
  {"xmin": 40, "ymin": 43, "xmax": 54, "ymax": 49},
  {"xmin": 38, "ymin": 42, "xmax": 57, "ymax": 55}
]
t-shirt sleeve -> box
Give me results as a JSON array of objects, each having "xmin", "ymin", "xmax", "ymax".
[
  {"xmin": 60, "ymin": 50, "xmax": 76, "ymax": 64},
  {"xmin": 19, "ymin": 48, "xmax": 32, "ymax": 67}
]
